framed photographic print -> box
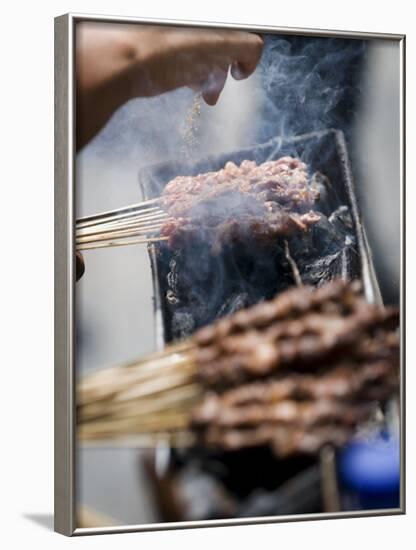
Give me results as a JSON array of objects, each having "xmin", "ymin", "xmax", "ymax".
[{"xmin": 54, "ymin": 13, "xmax": 405, "ymax": 536}]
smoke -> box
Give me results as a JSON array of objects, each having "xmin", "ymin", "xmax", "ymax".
[
  {"xmin": 254, "ymin": 35, "xmax": 367, "ymax": 144},
  {"xmin": 78, "ymin": 33, "xmax": 367, "ymax": 193},
  {"xmin": 151, "ymin": 35, "xmax": 369, "ymax": 338}
]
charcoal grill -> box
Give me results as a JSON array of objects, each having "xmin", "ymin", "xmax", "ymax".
[{"xmin": 137, "ymin": 128, "xmax": 383, "ymax": 521}]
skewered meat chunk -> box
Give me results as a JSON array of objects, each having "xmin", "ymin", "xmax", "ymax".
[
  {"xmin": 162, "ymin": 158, "xmax": 317, "ymax": 215},
  {"xmin": 203, "ymin": 424, "xmax": 356, "ymax": 457},
  {"xmin": 195, "ymin": 398, "xmax": 375, "ymax": 430},
  {"xmin": 160, "ymin": 157, "xmax": 321, "ymax": 250},
  {"xmin": 193, "ymin": 361, "xmax": 398, "ymax": 424},
  {"xmin": 190, "ymin": 280, "xmax": 399, "ymax": 457},
  {"xmin": 194, "ymin": 278, "xmax": 362, "ymax": 346},
  {"xmin": 161, "ymin": 210, "xmax": 320, "ymax": 252},
  {"xmin": 195, "ymin": 281, "xmax": 398, "ymax": 388}
]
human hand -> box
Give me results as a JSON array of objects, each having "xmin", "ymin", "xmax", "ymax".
[
  {"xmin": 132, "ymin": 26, "xmax": 264, "ymax": 105},
  {"xmin": 76, "ymin": 23, "xmax": 264, "ymax": 148}
]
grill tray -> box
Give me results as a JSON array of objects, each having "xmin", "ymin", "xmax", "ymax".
[{"xmin": 138, "ymin": 129, "xmax": 382, "ymax": 521}]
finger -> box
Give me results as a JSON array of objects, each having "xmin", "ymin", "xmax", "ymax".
[
  {"xmin": 201, "ymin": 68, "xmax": 228, "ymax": 106},
  {"xmin": 229, "ymin": 33, "xmax": 264, "ymax": 80},
  {"xmin": 230, "ymin": 61, "xmax": 248, "ymax": 80},
  {"xmin": 76, "ymin": 251, "xmax": 85, "ymax": 281},
  {"xmin": 230, "ymin": 59, "xmax": 256, "ymax": 80}
]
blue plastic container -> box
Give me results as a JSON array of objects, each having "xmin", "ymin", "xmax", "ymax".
[{"xmin": 338, "ymin": 435, "xmax": 400, "ymax": 510}]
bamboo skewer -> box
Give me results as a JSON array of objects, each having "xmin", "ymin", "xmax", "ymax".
[
  {"xmin": 76, "ymin": 223, "xmax": 166, "ymax": 244},
  {"xmin": 77, "ymin": 198, "xmax": 161, "ymax": 225},
  {"xmin": 75, "ymin": 199, "xmax": 173, "ymax": 250},
  {"xmin": 76, "ymin": 206, "xmax": 166, "ymax": 230},
  {"xmin": 77, "ymin": 235, "xmax": 169, "ymax": 251},
  {"xmin": 78, "ymin": 347, "xmax": 195, "ymax": 403},
  {"xmin": 284, "ymin": 239, "xmax": 303, "ymax": 287},
  {"xmin": 77, "ymin": 341, "xmax": 198, "ymax": 441},
  {"xmin": 76, "ymin": 213, "xmax": 171, "ymax": 236},
  {"xmin": 79, "ymin": 412, "xmax": 192, "ymax": 441},
  {"xmin": 80, "ymin": 383, "xmax": 199, "ymax": 424},
  {"xmin": 78, "ymin": 208, "xmax": 170, "ymax": 226}
]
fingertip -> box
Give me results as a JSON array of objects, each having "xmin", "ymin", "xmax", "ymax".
[
  {"xmin": 230, "ymin": 61, "xmax": 246, "ymax": 80},
  {"xmin": 201, "ymin": 68, "xmax": 228, "ymax": 105},
  {"xmin": 76, "ymin": 251, "xmax": 85, "ymax": 281},
  {"xmin": 230, "ymin": 33, "xmax": 264, "ymax": 81},
  {"xmin": 202, "ymin": 90, "xmax": 220, "ymax": 106}
]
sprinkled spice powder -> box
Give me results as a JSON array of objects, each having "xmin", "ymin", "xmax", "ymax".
[{"xmin": 181, "ymin": 93, "xmax": 202, "ymax": 158}]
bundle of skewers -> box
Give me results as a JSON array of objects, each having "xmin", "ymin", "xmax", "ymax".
[
  {"xmin": 76, "ymin": 198, "xmax": 170, "ymax": 251},
  {"xmin": 76, "ymin": 156, "xmax": 321, "ymax": 252},
  {"xmin": 78, "ymin": 279, "xmax": 399, "ymax": 458}
]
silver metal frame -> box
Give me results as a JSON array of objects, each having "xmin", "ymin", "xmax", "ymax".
[{"xmin": 54, "ymin": 13, "xmax": 406, "ymax": 536}]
